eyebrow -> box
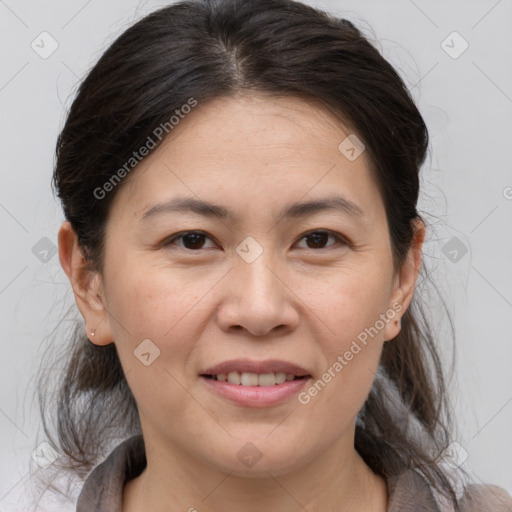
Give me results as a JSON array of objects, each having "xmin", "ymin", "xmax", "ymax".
[{"xmin": 141, "ymin": 195, "xmax": 364, "ymax": 222}]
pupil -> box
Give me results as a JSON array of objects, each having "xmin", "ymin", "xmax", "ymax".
[
  {"xmin": 183, "ymin": 233, "xmax": 204, "ymax": 249},
  {"xmin": 307, "ymin": 232, "xmax": 327, "ymax": 249}
]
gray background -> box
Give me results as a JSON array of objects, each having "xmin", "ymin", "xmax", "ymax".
[{"xmin": 0, "ymin": 0, "xmax": 511, "ymax": 509}]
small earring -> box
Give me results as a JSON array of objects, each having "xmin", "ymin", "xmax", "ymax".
[{"xmin": 89, "ymin": 329, "xmax": 96, "ymax": 338}]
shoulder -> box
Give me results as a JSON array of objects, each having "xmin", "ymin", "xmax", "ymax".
[
  {"xmin": 386, "ymin": 469, "xmax": 445, "ymax": 511},
  {"xmin": 386, "ymin": 468, "xmax": 512, "ymax": 512},
  {"xmin": 76, "ymin": 434, "xmax": 146, "ymax": 512},
  {"xmin": 458, "ymin": 483, "xmax": 512, "ymax": 512}
]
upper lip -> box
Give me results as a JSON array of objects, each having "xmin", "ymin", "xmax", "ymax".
[{"xmin": 200, "ymin": 359, "xmax": 312, "ymax": 377}]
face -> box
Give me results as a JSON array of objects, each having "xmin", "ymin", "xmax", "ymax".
[{"xmin": 61, "ymin": 94, "xmax": 423, "ymax": 478}]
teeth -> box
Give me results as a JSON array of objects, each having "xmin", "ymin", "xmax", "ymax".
[
  {"xmin": 275, "ymin": 372, "xmax": 286, "ymax": 384},
  {"xmin": 241, "ymin": 372, "xmax": 260, "ymax": 386},
  {"xmin": 256, "ymin": 373, "xmax": 275, "ymax": 386},
  {"xmin": 216, "ymin": 371, "xmax": 297, "ymax": 386},
  {"xmin": 227, "ymin": 371, "xmax": 241, "ymax": 385}
]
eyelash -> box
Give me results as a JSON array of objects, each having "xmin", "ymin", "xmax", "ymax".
[{"xmin": 162, "ymin": 230, "xmax": 349, "ymax": 252}]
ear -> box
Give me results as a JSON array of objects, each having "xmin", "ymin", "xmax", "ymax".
[
  {"xmin": 58, "ymin": 221, "xmax": 113, "ymax": 346},
  {"xmin": 383, "ymin": 218, "xmax": 426, "ymax": 342}
]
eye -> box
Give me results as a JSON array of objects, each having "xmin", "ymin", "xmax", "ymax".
[
  {"xmin": 162, "ymin": 229, "xmax": 347, "ymax": 252},
  {"xmin": 295, "ymin": 230, "xmax": 346, "ymax": 250},
  {"xmin": 163, "ymin": 231, "xmax": 217, "ymax": 250}
]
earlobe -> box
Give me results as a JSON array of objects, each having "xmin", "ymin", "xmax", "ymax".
[
  {"xmin": 383, "ymin": 218, "xmax": 426, "ymax": 341},
  {"xmin": 383, "ymin": 317, "xmax": 402, "ymax": 343},
  {"xmin": 58, "ymin": 221, "xmax": 113, "ymax": 346}
]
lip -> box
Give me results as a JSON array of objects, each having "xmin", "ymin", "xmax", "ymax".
[
  {"xmin": 200, "ymin": 358, "xmax": 311, "ymax": 377},
  {"xmin": 200, "ymin": 375, "xmax": 311, "ymax": 408},
  {"xmin": 199, "ymin": 358, "xmax": 312, "ymax": 408}
]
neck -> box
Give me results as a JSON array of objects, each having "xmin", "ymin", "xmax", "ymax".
[{"xmin": 124, "ymin": 427, "xmax": 388, "ymax": 512}]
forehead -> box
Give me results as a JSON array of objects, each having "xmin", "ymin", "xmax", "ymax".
[{"xmin": 110, "ymin": 94, "xmax": 383, "ymax": 225}]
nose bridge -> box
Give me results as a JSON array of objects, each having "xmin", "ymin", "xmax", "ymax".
[
  {"xmin": 216, "ymin": 238, "xmax": 298, "ymax": 336},
  {"xmin": 234, "ymin": 240, "xmax": 283, "ymax": 307},
  {"xmin": 241, "ymin": 250, "xmax": 282, "ymax": 294}
]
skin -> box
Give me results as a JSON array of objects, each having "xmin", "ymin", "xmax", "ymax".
[{"xmin": 59, "ymin": 93, "xmax": 425, "ymax": 511}]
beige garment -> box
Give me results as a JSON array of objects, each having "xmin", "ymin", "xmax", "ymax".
[{"xmin": 75, "ymin": 434, "xmax": 512, "ymax": 511}]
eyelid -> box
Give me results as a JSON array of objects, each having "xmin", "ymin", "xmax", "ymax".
[
  {"xmin": 162, "ymin": 230, "xmax": 218, "ymax": 249},
  {"xmin": 295, "ymin": 229, "xmax": 349, "ymax": 249}
]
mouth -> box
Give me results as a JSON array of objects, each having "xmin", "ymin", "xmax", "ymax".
[{"xmin": 199, "ymin": 359, "xmax": 312, "ymax": 407}]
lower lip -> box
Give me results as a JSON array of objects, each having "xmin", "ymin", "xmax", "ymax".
[{"xmin": 200, "ymin": 376, "xmax": 311, "ymax": 408}]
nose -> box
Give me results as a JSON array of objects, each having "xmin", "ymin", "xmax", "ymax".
[{"xmin": 215, "ymin": 251, "xmax": 300, "ymax": 337}]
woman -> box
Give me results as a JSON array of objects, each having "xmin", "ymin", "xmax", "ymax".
[{"xmin": 36, "ymin": 0, "xmax": 512, "ymax": 510}]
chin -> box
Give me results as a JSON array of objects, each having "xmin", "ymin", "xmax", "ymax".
[{"xmin": 204, "ymin": 437, "xmax": 315, "ymax": 478}]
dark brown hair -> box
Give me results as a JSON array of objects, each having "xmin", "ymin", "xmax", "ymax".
[{"xmin": 35, "ymin": 0, "xmax": 465, "ymax": 507}]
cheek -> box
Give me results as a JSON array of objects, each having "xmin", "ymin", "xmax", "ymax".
[
  {"xmin": 103, "ymin": 262, "xmax": 209, "ymax": 415},
  {"xmin": 296, "ymin": 263, "xmax": 391, "ymax": 404},
  {"xmin": 305, "ymin": 260, "xmax": 392, "ymax": 344},
  {"xmin": 105, "ymin": 255, "xmax": 213, "ymax": 338}
]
